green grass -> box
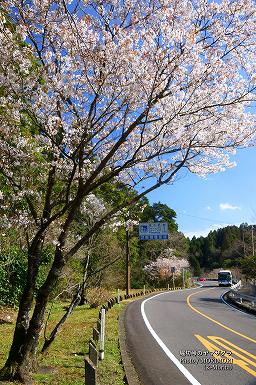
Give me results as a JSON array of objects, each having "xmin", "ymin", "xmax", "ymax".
[
  {"xmin": 96, "ymin": 303, "xmax": 127, "ymax": 385},
  {"xmin": 0, "ymin": 287, "xmax": 190, "ymax": 385},
  {"xmin": 0, "ymin": 300, "xmax": 127, "ymax": 385}
]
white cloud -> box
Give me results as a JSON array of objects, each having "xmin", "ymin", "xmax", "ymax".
[
  {"xmin": 185, "ymin": 228, "xmax": 213, "ymax": 239},
  {"xmin": 184, "ymin": 222, "xmax": 241, "ymax": 239},
  {"xmin": 219, "ymin": 203, "xmax": 241, "ymax": 211},
  {"xmin": 184, "ymin": 225, "xmax": 226, "ymax": 238},
  {"xmin": 206, "ymin": 206, "xmax": 212, "ymax": 211}
]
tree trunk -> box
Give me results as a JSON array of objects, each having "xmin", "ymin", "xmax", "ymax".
[
  {"xmin": 0, "ymin": 288, "xmax": 35, "ymax": 383},
  {"xmin": 0, "ymin": 237, "xmax": 44, "ymax": 384},
  {"xmin": 0, "ymin": 242, "xmax": 63, "ymax": 384},
  {"xmin": 41, "ymin": 286, "xmax": 82, "ymax": 353},
  {"xmin": 41, "ymin": 252, "xmax": 90, "ymax": 353},
  {"xmin": 78, "ymin": 291, "xmax": 87, "ymax": 306},
  {"xmin": 78, "ymin": 251, "xmax": 90, "ymax": 305},
  {"xmin": 0, "ymin": 197, "xmax": 82, "ymax": 383}
]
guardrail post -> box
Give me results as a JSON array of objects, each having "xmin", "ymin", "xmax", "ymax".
[
  {"xmin": 85, "ymin": 357, "xmax": 96, "ymax": 385},
  {"xmin": 96, "ymin": 319, "xmax": 101, "ymax": 334},
  {"xmin": 117, "ymin": 289, "xmax": 120, "ymax": 304},
  {"xmin": 143, "ymin": 285, "xmax": 146, "ymax": 295},
  {"xmin": 93, "ymin": 327, "xmax": 100, "ymax": 343},
  {"xmin": 89, "ymin": 340, "xmax": 98, "ymax": 367},
  {"xmin": 99, "ymin": 308, "xmax": 105, "ymax": 361}
]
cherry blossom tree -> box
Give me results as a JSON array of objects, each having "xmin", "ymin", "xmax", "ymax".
[
  {"xmin": 144, "ymin": 254, "xmax": 189, "ymax": 281},
  {"xmin": 0, "ymin": 0, "xmax": 256, "ymax": 382}
]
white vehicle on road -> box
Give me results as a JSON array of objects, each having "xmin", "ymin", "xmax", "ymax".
[{"xmin": 218, "ymin": 269, "xmax": 232, "ymax": 286}]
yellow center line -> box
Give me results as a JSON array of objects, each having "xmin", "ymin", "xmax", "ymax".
[
  {"xmin": 195, "ymin": 334, "xmax": 256, "ymax": 377},
  {"xmin": 209, "ymin": 336, "xmax": 256, "ymax": 366},
  {"xmin": 187, "ymin": 288, "xmax": 256, "ymax": 344}
]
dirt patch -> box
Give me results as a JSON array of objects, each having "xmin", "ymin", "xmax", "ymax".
[
  {"xmin": 37, "ymin": 366, "xmax": 58, "ymax": 374},
  {"xmin": 0, "ymin": 307, "xmax": 16, "ymax": 324}
]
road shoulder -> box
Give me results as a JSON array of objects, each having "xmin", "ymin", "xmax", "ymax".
[{"xmin": 119, "ymin": 304, "xmax": 143, "ymax": 385}]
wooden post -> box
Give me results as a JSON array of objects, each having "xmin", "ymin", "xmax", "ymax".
[
  {"xmin": 93, "ymin": 327, "xmax": 99, "ymax": 343},
  {"xmin": 85, "ymin": 357, "xmax": 96, "ymax": 385},
  {"xmin": 96, "ymin": 319, "xmax": 101, "ymax": 334},
  {"xmin": 89, "ymin": 340, "xmax": 98, "ymax": 367}
]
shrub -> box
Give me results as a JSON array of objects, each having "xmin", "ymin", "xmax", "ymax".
[
  {"xmin": 86, "ymin": 287, "xmax": 112, "ymax": 308},
  {"xmin": 0, "ymin": 249, "xmax": 27, "ymax": 307}
]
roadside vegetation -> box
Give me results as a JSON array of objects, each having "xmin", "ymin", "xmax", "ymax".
[
  {"xmin": 1, "ymin": 0, "xmax": 256, "ymax": 384},
  {"xmin": 0, "ymin": 301, "xmax": 127, "ymax": 385},
  {"xmin": 189, "ymin": 224, "xmax": 256, "ymax": 277}
]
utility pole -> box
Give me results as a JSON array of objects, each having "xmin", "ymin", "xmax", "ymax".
[
  {"xmin": 252, "ymin": 225, "xmax": 255, "ymax": 257},
  {"xmin": 242, "ymin": 224, "xmax": 246, "ymax": 256},
  {"xmin": 125, "ymin": 221, "xmax": 131, "ymax": 296},
  {"xmin": 171, "ymin": 266, "xmax": 176, "ymax": 289}
]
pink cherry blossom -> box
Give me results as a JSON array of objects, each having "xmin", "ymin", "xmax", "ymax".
[
  {"xmin": 0, "ymin": 0, "xmax": 255, "ymax": 256},
  {"xmin": 144, "ymin": 254, "xmax": 189, "ymax": 280}
]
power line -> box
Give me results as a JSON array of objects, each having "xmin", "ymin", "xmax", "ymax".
[{"xmin": 175, "ymin": 211, "xmax": 239, "ymax": 225}]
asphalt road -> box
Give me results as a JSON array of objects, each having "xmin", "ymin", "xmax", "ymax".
[{"xmin": 124, "ymin": 282, "xmax": 256, "ymax": 385}]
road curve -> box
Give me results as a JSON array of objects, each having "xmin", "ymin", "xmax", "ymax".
[{"xmin": 124, "ymin": 282, "xmax": 256, "ymax": 385}]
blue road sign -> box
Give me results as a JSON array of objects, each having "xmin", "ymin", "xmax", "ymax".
[{"xmin": 139, "ymin": 222, "xmax": 169, "ymax": 240}]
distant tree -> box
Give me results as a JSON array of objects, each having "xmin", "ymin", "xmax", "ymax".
[
  {"xmin": 138, "ymin": 231, "xmax": 188, "ymax": 264},
  {"xmin": 240, "ymin": 256, "xmax": 256, "ymax": 284},
  {"xmin": 144, "ymin": 254, "xmax": 189, "ymax": 284},
  {"xmin": 189, "ymin": 255, "xmax": 201, "ymax": 277},
  {"xmin": 188, "ymin": 224, "xmax": 256, "ymax": 271},
  {"xmin": 134, "ymin": 230, "xmax": 188, "ymax": 287},
  {"xmin": 222, "ymin": 259, "xmax": 233, "ymax": 268},
  {"xmin": 168, "ymin": 232, "xmax": 189, "ymax": 258},
  {"xmin": 141, "ymin": 202, "xmax": 178, "ymax": 232},
  {"xmin": 133, "ymin": 201, "xmax": 180, "ymax": 286},
  {"xmin": 189, "ymin": 236, "xmax": 204, "ymax": 265}
]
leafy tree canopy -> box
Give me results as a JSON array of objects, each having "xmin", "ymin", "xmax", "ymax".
[
  {"xmin": 141, "ymin": 202, "xmax": 178, "ymax": 232},
  {"xmin": 240, "ymin": 255, "xmax": 256, "ymax": 283},
  {"xmin": 189, "ymin": 224, "xmax": 256, "ymax": 271}
]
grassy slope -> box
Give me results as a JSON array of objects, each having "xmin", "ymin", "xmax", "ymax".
[{"xmin": 0, "ymin": 300, "xmax": 127, "ymax": 385}]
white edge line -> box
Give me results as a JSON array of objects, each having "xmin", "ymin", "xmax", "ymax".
[
  {"xmin": 141, "ymin": 289, "xmax": 202, "ymax": 385},
  {"xmin": 220, "ymin": 291, "xmax": 256, "ymax": 318}
]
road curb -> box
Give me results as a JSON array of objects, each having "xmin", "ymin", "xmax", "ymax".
[{"xmin": 119, "ymin": 304, "xmax": 143, "ymax": 385}]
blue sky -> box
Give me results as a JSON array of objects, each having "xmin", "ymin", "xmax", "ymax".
[{"xmin": 147, "ymin": 147, "xmax": 256, "ymax": 239}]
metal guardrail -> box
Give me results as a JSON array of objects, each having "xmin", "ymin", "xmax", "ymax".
[
  {"xmin": 228, "ymin": 280, "xmax": 256, "ymax": 307},
  {"xmin": 231, "ymin": 280, "xmax": 242, "ymax": 290}
]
